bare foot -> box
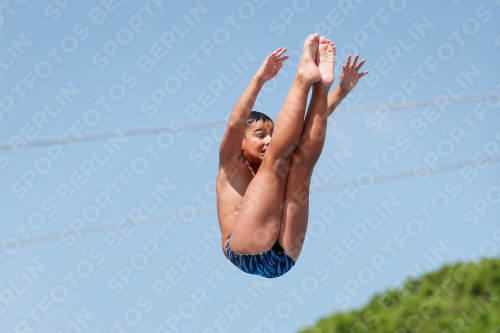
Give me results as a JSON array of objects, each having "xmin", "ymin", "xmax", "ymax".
[
  {"xmin": 316, "ymin": 36, "xmax": 335, "ymax": 88},
  {"xmin": 297, "ymin": 33, "xmax": 321, "ymax": 85}
]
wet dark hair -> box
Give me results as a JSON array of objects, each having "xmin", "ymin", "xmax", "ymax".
[{"xmin": 245, "ymin": 111, "xmax": 274, "ymax": 131}]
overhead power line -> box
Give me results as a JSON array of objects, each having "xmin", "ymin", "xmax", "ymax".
[
  {"xmin": 0, "ymin": 92, "xmax": 495, "ymax": 152},
  {"xmin": 0, "ymin": 120, "xmax": 227, "ymax": 151},
  {"xmin": 2, "ymin": 154, "xmax": 498, "ymax": 248},
  {"xmin": 335, "ymin": 91, "xmax": 494, "ymax": 113}
]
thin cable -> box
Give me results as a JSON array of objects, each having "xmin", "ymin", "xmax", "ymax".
[
  {"xmin": 314, "ymin": 155, "xmax": 500, "ymax": 192},
  {"xmin": 0, "ymin": 92, "xmax": 495, "ymax": 151},
  {"xmin": 0, "ymin": 120, "xmax": 227, "ymax": 151},
  {"xmin": 2, "ymin": 155, "xmax": 498, "ymax": 248},
  {"xmin": 335, "ymin": 91, "xmax": 492, "ymax": 113}
]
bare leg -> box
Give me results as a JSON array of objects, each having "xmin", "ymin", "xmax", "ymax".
[
  {"xmin": 278, "ymin": 37, "xmax": 336, "ymax": 261},
  {"xmin": 230, "ymin": 34, "xmax": 321, "ymax": 254}
]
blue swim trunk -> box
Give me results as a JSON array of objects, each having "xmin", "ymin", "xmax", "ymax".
[{"xmin": 226, "ymin": 234, "xmax": 295, "ymax": 278}]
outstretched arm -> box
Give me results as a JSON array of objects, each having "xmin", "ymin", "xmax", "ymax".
[
  {"xmin": 219, "ymin": 47, "xmax": 289, "ymax": 162},
  {"xmin": 327, "ymin": 54, "xmax": 369, "ymax": 117}
]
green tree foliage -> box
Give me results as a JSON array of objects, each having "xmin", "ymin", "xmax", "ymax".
[{"xmin": 300, "ymin": 258, "xmax": 500, "ymax": 333}]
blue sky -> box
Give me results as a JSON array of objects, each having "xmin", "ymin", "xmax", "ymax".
[{"xmin": 1, "ymin": 1, "xmax": 499, "ymax": 332}]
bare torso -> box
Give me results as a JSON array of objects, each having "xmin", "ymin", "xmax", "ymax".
[{"xmin": 216, "ymin": 153, "xmax": 254, "ymax": 256}]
